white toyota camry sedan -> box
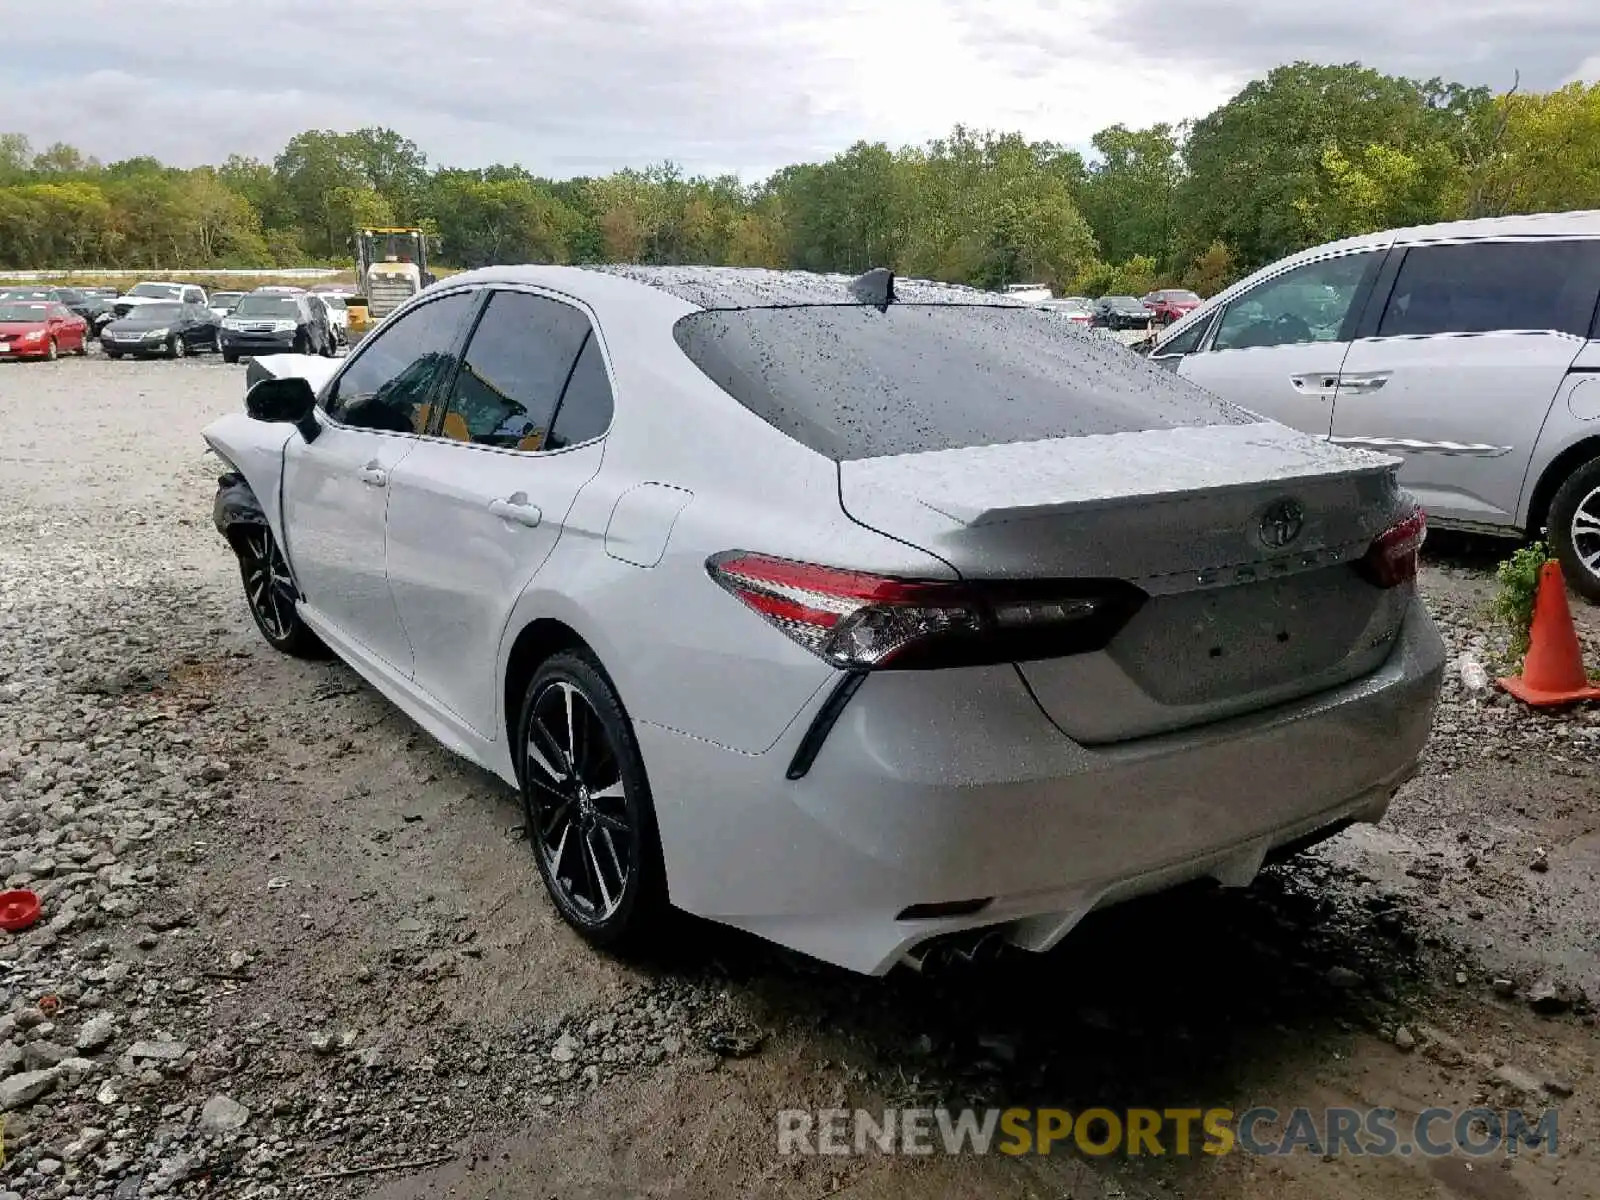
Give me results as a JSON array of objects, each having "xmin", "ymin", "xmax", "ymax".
[{"xmin": 203, "ymin": 265, "xmax": 1444, "ymax": 976}]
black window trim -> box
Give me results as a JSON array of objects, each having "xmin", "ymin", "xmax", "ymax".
[
  {"xmin": 425, "ymin": 282, "xmax": 618, "ymax": 458},
  {"xmin": 1202, "ymin": 248, "xmax": 1384, "ymax": 354},
  {"xmin": 315, "ymin": 285, "xmax": 481, "ymax": 440}
]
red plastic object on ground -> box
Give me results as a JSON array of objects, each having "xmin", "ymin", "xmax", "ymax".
[
  {"xmin": 0, "ymin": 889, "xmax": 41, "ymax": 932},
  {"xmin": 1499, "ymin": 561, "xmax": 1600, "ymax": 707}
]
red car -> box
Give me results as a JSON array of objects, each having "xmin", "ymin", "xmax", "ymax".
[
  {"xmin": 0, "ymin": 300, "xmax": 89, "ymax": 360},
  {"xmin": 1142, "ymin": 289, "xmax": 1203, "ymax": 325}
]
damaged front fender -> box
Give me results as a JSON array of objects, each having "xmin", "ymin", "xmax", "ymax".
[{"xmin": 213, "ymin": 471, "xmax": 269, "ymax": 550}]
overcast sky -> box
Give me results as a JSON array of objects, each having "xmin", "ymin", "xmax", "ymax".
[{"xmin": 3, "ymin": 0, "xmax": 1596, "ymax": 180}]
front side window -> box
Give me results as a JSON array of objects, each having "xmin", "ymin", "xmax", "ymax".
[
  {"xmin": 1210, "ymin": 253, "xmax": 1375, "ymax": 352},
  {"xmin": 1378, "ymin": 240, "xmax": 1600, "ymax": 338},
  {"xmin": 438, "ymin": 291, "xmax": 592, "ymax": 450},
  {"xmin": 1152, "ymin": 315, "xmax": 1209, "ymax": 358},
  {"xmin": 324, "ymin": 292, "xmax": 476, "ymax": 434}
]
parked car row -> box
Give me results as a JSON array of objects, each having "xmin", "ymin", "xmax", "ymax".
[{"xmin": 0, "ymin": 280, "xmax": 346, "ymax": 363}]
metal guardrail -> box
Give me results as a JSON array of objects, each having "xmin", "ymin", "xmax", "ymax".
[{"xmin": 0, "ymin": 267, "xmax": 344, "ymax": 281}]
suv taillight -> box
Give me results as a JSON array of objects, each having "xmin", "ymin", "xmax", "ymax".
[
  {"xmin": 1356, "ymin": 509, "xmax": 1426, "ymax": 588},
  {"xmin": 706, "ymin": 551, "xmax": 1144, "ymax": 669}
]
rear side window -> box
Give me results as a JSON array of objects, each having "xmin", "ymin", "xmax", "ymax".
[
  {"xmin": 439, "ymin": 290, "xmax": 591, "ymax": 450},
  {"xmin": 673, "ymin": 305, "xmax": 1251, "ymax": 461},
  {"xmin": 547, "ymin": 334, "xmax": 615, "ymax": 449},
  {"xmin": 1378, "ymin": 240, "xmax": 1600, "ymax": 338}
]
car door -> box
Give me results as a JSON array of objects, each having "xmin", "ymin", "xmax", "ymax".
[
  {"xmin": 1331, "ymin": 238, "xmax": 1600, "ymax": 529},
  {"xmin": 384, "ymin": 288, "xmax": 612, "ymax": 737},
  {"xmin": 1176, "ymin": 250, "xmax": 1385, "ymax": 434},
  {"xmin": 279, "ymin": 290, "xmax": 477, "ymax": 674}
]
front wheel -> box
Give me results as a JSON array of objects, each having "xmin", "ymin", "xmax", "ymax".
[
  {"xmin": 45, "ymin": 338, "xmax": 58, "ymax": 361},
  {"xmin": 518, "ymin": 652, "xmax": 667, "ymax": 950},
  {"xmin": 222, "ymin": 349, "xmax": 239, "ymax": 364},
  {"xmin": 168, "ymin": 336, "xmax": 186, "ymax": 359},
  {"xmin": 1548, "ymin": 457, "xmax": 1600, "ymax": 602},
  {"xmin": 105, "ymin": 349, "xmax": 123, "ymax": 360},
  {"xmin": 212, "ymin": 329, "xmax": 223, "ymax": 354},
  {"xmin": 232, "ymin": 524, "xmax": 327, "ymax": 657}
]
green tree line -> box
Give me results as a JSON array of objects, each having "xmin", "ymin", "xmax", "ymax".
[{"xmin": 3, "ymin": 62, "xmax": 1598, "ymax": 296}]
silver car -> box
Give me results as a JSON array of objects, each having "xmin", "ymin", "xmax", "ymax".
[
  {"xmin": 204, "ymin": 265, "xmax": 1443, "ymax": 976},
  {"xmin": 1149, "ymin": 210, "xmax": 1600, "ymax": 598}
]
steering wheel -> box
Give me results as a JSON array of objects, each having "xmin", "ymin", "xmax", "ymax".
[{"xmin": 1272, "ymin": 312, "xmax": 1313, "ymax": 341}]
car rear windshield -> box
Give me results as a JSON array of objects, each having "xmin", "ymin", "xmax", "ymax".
[
  {"xmin": 672, "ymin": 304, "xmax": 1250, "ymax": 461},
  {"xmin": 1160, "ymin": 290, "xmax": 1200, "ymax": 302},
  {"xmin": 234, "ymin": 296, "xmax": 297, "ymax": 317},
  {"xmin": 129, "ymin": 283, "xmax": 182, "ymax": 299},
  {"xmin": 0, "ymin": 304, "xmax": 48, "ymax": 321},
  {"xmin": 136, "ymin": 304, "xmax": 182, "ymax": 320}
]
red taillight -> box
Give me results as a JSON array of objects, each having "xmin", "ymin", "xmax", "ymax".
[
  {"xmin": 706, "ymin": 551, "xmax": 1143, "ymax": 669},
  {"xmin": 1356, "ymin": 509, "xmax": 1426, "ymax": 588}
]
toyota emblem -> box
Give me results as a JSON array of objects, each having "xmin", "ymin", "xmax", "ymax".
[{"xmin": 1259, "ymin": 498, "xmax": 1306, "ymax": 549}]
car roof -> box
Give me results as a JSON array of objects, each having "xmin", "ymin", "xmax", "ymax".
[{"xmin": 441, "ymin": 264, "xmax": 1038, "ymax": 314}]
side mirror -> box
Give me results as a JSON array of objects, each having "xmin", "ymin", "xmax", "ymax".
[{"xmin": 245, "ymin": 377, "xmax": 320, "ymax": 443}]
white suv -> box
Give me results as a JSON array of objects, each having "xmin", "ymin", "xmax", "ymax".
[{"xmin": 1149, "ymin": 211, "xmax": 1600, "ymax": 598}]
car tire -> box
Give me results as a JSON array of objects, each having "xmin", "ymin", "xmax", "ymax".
[
  {"xmin": 292, "ymin": 332, "xmax": 309, "ymax": 355},
  {"xmin": 517, "ymin": 650, "xmax": 668, "ymax": 951},
  {"xmin": 222, "ymin": 349, "xmax": 239, "ymax": 364},
  {"xmin": 1548, "ymin": 456, "xmax": 1600, "ymax": 603},
  {"xmin": 231, "ymin": 524, "xmax": 328, "ymax": 658},
  {"xmin": 44, "ymin": 338, "xmax": 58, "ymax": 362},
  {"xmin": 212, "ymin": 329, "xmax": 223, "ymax": 354},
  {"xmin": 106, "ymin": 349, "xmax": 122, "ymax": 360},
  {"xmin": 169, "ymin": 336, "xmax": 185, "ymax": 359}
]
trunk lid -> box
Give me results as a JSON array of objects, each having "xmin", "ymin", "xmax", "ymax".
[{"xmin": 838, "ymin": 421, "xmax": 1413, "ymax": 743}]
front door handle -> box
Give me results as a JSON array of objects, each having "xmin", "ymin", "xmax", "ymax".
[
  {"xmin": 358, "ymin": 462, "xmax": 387, "ymax": 487},
  {"xmin": 488, "ymin": 492, "xmax": 543, "ymax": 528},
  {"xmin": 1289, "ymin": 372, "xmax": 1339, "ymax": 397}
]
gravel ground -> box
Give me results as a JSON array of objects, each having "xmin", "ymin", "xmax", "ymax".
[{"xmin": 0, "ymin": 353, "xmax": 1597, "ymax": 1200}]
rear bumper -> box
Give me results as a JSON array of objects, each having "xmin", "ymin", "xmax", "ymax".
[{"xmin": 637, "ymin": 598, "xmax": 1444, "ymax": 974}]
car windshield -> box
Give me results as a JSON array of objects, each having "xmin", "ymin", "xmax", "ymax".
[
  {"xmin": 234, "ymin": 296, "xmax": 298, "ymax": 317},
  {"xmin": 1, "ymin": 289, "xmax": 48, "ymax": 300},
  {"xmin": 1106, "ymin": 296, "xmax": 1140, "ymax": 306},
  {"xmin": 0, "ymin": 303, "xmax": 49, "ymax": 321},
  {"xmin": 322, "ymin": 296, "xmax": 346, "ymax": 310},
  {"xmin": 212, "ymin": 293, "xmax": 243, "ymax": 305},
  {"xmin": 129, "ymin": 283, "xmax": 182, "ymax": 299},
  {"xmin": 1160, "ymin": 290, "xmax": 1201, "ymax": 303},
  {"xmin": 673, "ymin": 304, "xmax": 1248, "ymax": 461}
]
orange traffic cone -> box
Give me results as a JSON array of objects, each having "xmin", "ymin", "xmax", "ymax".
[{"xmin": 1498, "ymin": 561, "xmax": 1600, "ymax": 706}]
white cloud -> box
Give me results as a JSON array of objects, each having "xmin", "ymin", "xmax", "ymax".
[{"xmin": 0, "ymin": 0, "xmax": 1589, "ymax": 178}]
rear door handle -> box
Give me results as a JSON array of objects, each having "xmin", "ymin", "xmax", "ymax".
[
  {"xmin": 488, "ymin": 492, "xmax": 543, "ymax": 528},
  {"xmin": 358, "ymin": 463, "xmax": 387, "ymax": 487},
  {"xmin": 1289, "ymin": 373, "xmax": 1339, "ymax": 397},
  {"xmin": 1339, "ymin": 372, "xmax": 1391, "ymax": 393}
]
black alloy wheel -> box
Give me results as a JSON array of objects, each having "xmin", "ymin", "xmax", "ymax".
[
  {"xmin": 518, "ymin": 652, "xmax": 665, "ymax": 948},
  {"xmin": 234, "ymin": 524, "xmax": 326, "ymax": 657}
]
